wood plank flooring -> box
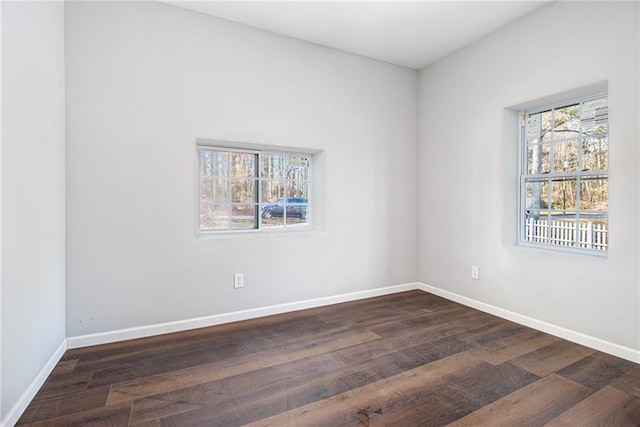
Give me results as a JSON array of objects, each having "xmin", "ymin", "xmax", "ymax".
[{"xmin": 17, "ymin": 291, "xmax": 640, "ymax": 426}]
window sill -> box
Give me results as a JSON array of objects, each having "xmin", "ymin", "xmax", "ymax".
[
  {"xmin": 197, "ymin": 228, "xmax": 325, "ymax": 240},
  {"xmin": 515, "ymin": 241, "xmax": 609, "ymax": 259}
]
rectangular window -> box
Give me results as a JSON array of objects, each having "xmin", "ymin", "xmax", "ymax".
[
  {"xmin": 520, "ymin": 94, "xmax": 608, "ymax": 253},
  {"xmin": 198, "ymin": 145, "xmax": 311, "ymax": 233}
]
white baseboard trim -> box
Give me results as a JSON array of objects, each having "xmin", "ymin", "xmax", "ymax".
[
  {"xmin": 67, "ymin": 282, "xmax": 421, "ymax": 349},
  {"xmin": 418, "ymin": 282, "xmax": 640, "ymax": 363},
  {"xmin": 66, "ymin": 281, "xmax": 640, "ymax": 364},
  {"xmin": 2, "ymin": 339, "xmax": 67, "ymax": 427}
]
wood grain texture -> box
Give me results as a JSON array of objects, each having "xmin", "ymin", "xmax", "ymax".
[
  {"xmin": 106, "ymin": 328, "xmax": 380, "ymax": 405},
  {"xmin": 611, "ymin": 365, "xmax": 640, "ymax": 398},
  {"xmin": 556, "ymin": 351, "xmax": 638, "ymax": 389},
  {"xmin": 510, "ymin": 340, "xmax": 596, "ymax": 377},
  {"xmin": 447, "ymin": 374, "xmax": 592, "ymax": 426},
  {"xmin": 16, "ymin": 291, "xmax": 640, "ymax": 426},
  {"xmin": 545, "ymin": 386, "xmax": 640, "ymax": 427},
  {"xmin": 245, "ymin": 352, "xmax": 487, "ymax": 427}
]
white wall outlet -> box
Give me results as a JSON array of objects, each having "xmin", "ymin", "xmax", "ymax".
[
  {"xmin": 233, "ymin": 273, "xmax": 244, "ymax": 289},
  {"xmin": 471, "ymin": 266, "xmax": 479, "ymax": 280}
]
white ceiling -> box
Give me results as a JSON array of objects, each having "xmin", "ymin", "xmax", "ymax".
[{"xmin": 167, "ymin": 1, "xmax": 551, "ymax": 70}]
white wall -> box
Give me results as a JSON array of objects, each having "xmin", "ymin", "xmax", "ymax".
[
  {"xmin": 65, "ymin": 2, "xmax": 418, "ymax": 336},
  {"xmin": 1, "ymin": 1, "xmax": 66, "ymax": 422},
  {"xmin": 418, "ymin": 1, "xmax": 640, "ymax": 350}
]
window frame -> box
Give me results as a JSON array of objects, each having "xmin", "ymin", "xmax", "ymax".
[
  {"xmin": 517, "ymin": 91, "xmax": 609, "ymax": 255},
  {"xmin": 196, "ymin": 142, "xmax": 314, "ymax": 236}
]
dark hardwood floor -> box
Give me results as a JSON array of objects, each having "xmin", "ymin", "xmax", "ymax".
[{"xmin": 17, "ymin": 291, "xmax": 640, "ymax": 426}]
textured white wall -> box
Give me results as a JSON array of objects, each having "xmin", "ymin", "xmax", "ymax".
[
  {"xmin": 418, "ymin": 1, "xmax": 639, "ymax": 349},
  {"xmin": 65, "ymin": 2, "xmax": 418, "ymax": 336},
  {"xmin": 1, "ymin": 1, "xmax": 66, "ymax": 421}
]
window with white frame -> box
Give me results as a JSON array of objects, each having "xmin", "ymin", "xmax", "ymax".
[
  {"xmin": 520, "ymin": 94, "xmax": 608, "ymax": 253},
  {"xmin": 197, "ymin": 145, "xmax": 311, "ymax": 233}
]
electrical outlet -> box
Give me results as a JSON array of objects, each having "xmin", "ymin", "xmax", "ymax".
[
  {"xmin": 471, "ymin": 266, "xmax": 479, "ymax": 280},
  {"xmin": 233, "ymin": 273, "xmax": 244, "ymax": 289}
]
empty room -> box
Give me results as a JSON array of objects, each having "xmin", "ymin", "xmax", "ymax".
[{"xmin": 2, "ymin": 0, "xmax": 640, "ymax": 425}]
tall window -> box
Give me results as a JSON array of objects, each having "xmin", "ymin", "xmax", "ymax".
[
  {"xmin": 520, "ymin": 94, "xmax": 608, "ymax": 253},
  {"xmin": 198, "ymin": 145, "xmax": 311, "ymax": 233}
]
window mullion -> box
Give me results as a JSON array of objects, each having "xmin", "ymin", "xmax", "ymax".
[
  {"xmin": 227, "ymin": 150, "xmax": 233, "ymax": 229},
  {"xmin": 575, "ymin": 176, "xmax": 581, "ymax": 247},
  {"xmin": 255, "ymin": 153, "xmax": 260, "ymax": 229}
]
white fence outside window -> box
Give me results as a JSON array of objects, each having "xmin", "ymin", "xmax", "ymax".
[{"xmin": 524, "ymin": 217, "xmax": 608, "ymax": 251}]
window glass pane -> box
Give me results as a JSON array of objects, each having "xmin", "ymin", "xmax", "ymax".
[
  {"xmin": 211, "ymin": 178, "xmax": 229, "ymax": 204},
  {"xmin": 261, "ymin": 218, "xmax": 284, "ymax": 228},
  {"xmin": 582, "ymin": 136, "xmax": 608, "ymax": 171},
  {"xmin": 286, "ymin": 203, "xmax": 308, "ymax": 227},
  {"xmin": 213, "ymin": 151, "xmax": 229, "ymax": 176},
  {"xmin": 526, "ymin": 144, "xmax": 539, "ymax": 175},
  {"xmin": 199, "ymin": 178, "xmax": 229, "ymax": 204},
  {"xmin": 540, "ymin": 143, "xmax": 551, "ymax": 173},
  {"xmin": 537, "ymin": 210, "xmax": 552, "ymax": 218},
  {"xmin": 547, "ymin": 215, "xmax": 577, "ymax": 248},
  {"xmin": 286, "ymin": 217, "xmax": 308, "ymax": 227},
  {"xmin": 525, "ymin": 178, "xmax": 548, "ymax": 213},
  {"xmin": 261, "ymin": 179, "xmax": 285, "ymax": 203},
  {"xmin": 231, "ymin": 205, "xmax": 257, "ymax": 229},
  {"xmin": 540, "ymin": 110, "xmax": 553, "ymax": 142},
  {"xmin": 200, "ymin": 177, "xmax": 214, "ymax": 203},
  {"xmin": 261, "ymin": 202, "xmax": 285, "ymax": 228},
  {"xmin": 527, "ymin": 143, "xmax": 550, "ymax": 174},
  {"xmin": 553, "ymin": 104, "xmax": 580, "ymax": 139},
  {"xmin": 200, "ymin": 150, "xmax": 229, "ymax": 177},
  {"xmin": 551, "ymin": 177, "xmax": 577, "ymax": 210},
  {"xmin": 578, "ymin": 218, "xmax": 608, "ymax": 250},
  {"xmin": 286, "ymin": 156, "xmax": 310, "ymax": 180},
  {"xmin": 200, "ymin": 150, "xmax": 213, "ymax": 176},
  {"xmin": 284, "ymin": 202, "xmax": 309, "ymax": 227},
  {"xmin": 231, "ymin": 178, "xmax": 255, "ymax": 203},
  {"xmin": 200, "ymin": 205, "xmax": 229, "ymax": 230},
  {"xmin": 553, "ymin": 141, "xmax": 579, "ymax": 173},
  {"xmin": 580, "ymin": 97, "xmax": 608, "ymax": 134},
  {"xmin": 231, "ymin": 152, "xmax": 256, "ymax": 177},
  {"xmin": 549, "ymin": 211, "xmax": 577, "ymax": 221},
  {"xmin": 580, "ymin": 176, "xmax": 608, "ymax": 212},
  {"xmin": 286, "ymin": 180, "xmax": 309, "ymax": 199},
  {"xmin": 260, "ymin": 154, "xmax": 285, "ymax": 179},
  {"xmin": 524, "ymin": 215, "xmax": 549, "ymax": 243},
  {"xmin": 526, "ymin": 113, "xmax": 542, "ymax": 144}
]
